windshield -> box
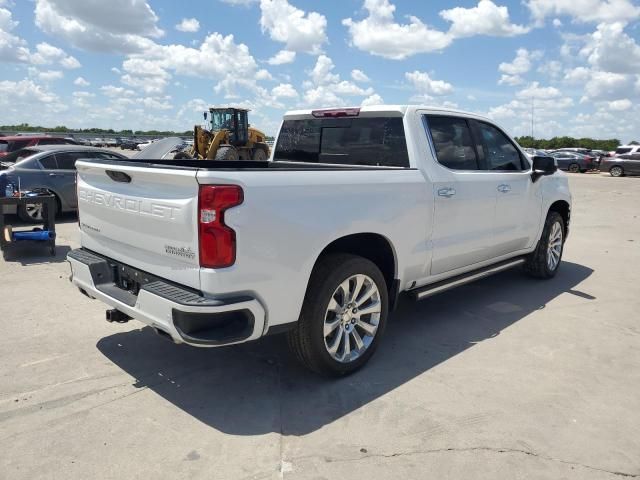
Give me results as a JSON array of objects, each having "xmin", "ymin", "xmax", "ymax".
[{"xmin": 210, "ymin": 109, "xmax": 234, "ymax": 131}]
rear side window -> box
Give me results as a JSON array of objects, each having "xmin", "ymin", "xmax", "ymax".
[
  {"xmin": 616, "ymin": 147, "xmax": 632, "ymax": 154},
  {"xmin": 0, "ymin": 141, "xmax": 7, "ymax": 152},
  {"xmin": 39, "ymin": 155, "xmax": 58, "ymax": 169},
  {"xmin": 475, "ymin": 122, "xmax": 524, "ymax": 171},
  {"xmin": 94, "ymin": 152, "xmax": 125, "ymax": 160},
  {"xmin": 56, "ymin": 152, "xmax": 88, "ymax": 169},
  {"xmin": 274, "ymin": 117, "xmax": 409, "ymax": 167},
  {"xmin": 426, "ymin": 116, "xmax": 479, "ymax": 170}
]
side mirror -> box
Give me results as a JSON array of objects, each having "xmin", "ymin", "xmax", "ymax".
[{"xmin": 531, "ymin": 155, "xmax": 557, "ymax": 182}]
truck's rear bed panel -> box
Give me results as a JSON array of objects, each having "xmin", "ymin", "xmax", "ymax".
[{"xmin": 76, "ymin": 161, "xmax": 201, "ymax": 289}]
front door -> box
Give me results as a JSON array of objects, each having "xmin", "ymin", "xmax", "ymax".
[{"xmin": 470, "ymin": 120, "xmax": 543, "ymax": 257}]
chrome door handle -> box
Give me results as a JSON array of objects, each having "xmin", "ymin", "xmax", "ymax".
[
  {"xmin": 437, "ymin": 187, "xmax": 456, "ymax": 197},
  {"xmin": 48, "ymin": 173, "xmax": 60, "ymax": 177},
  {"xmin": 497, "ymin": 184, "xmax": 511, "ymax": 193}
]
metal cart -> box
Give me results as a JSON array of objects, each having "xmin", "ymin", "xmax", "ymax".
[{"xmin": 0, "ymin": 195, "xmax": 56, "ymax": 260}]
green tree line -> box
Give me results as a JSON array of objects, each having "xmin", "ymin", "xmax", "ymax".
[
  {"xmin": 0, "ymin": 123, "xmax": 276, "ymax": 141},
  {"xmin": 0, "ymin": 123, "xmax": 193, "ymax": 137},
  {"xmin": 515, "ymin": 136, "xmax": 625, "ymax": 152}
]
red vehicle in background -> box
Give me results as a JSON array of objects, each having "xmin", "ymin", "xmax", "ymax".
[{"xmin": 0, "ymin": 135, "xmax": 78, "ymax": 158}]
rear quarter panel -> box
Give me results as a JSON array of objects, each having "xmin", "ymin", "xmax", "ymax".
[{"xmin": 196, "ymin": 168, "xmax": 432, "ymax": 330}]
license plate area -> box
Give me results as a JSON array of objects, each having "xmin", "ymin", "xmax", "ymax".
[{"xmin": 112, "ymin": 263, "xmax": 159, "ymax": 296}]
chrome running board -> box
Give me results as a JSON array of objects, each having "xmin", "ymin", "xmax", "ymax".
[{"xmin": 410, "ymin": 257, "xmax": 527, "ymax": 301}]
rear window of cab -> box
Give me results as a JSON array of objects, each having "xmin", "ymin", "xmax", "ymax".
[{"xmin": 274, "ymin": 117, "xmax": 410, "ymax": 168}]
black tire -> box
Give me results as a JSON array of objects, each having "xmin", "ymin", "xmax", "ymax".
[
  {"xmin": 252, "ymin": 145, "xmax": 269, "ymax": 161},
  {"xmin": 215, "ymin": 146, "xmax": 239, "ymax": 161},
  {"xmin": 568, "ymin": 163, "xmax": 580, "ymax": 173},
  {"xmin": 288, "ymin": 253, "xmax": 389, "ymax": 377},
  {"xmin": 610, "ymin": 166, "xmax": 624, "ymax": 177},
  {"xmin": 173, "ymin": 151, "xmax": 192, "ymax": 160},
  {"xmin": 524, "ymin": 211, "xmax": 565, "ymax": 279}
]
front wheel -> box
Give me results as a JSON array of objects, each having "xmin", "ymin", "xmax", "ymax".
[
  {"xmin": 288, "ymin": 254, "xmax": 388, "ymax": 376},
  {"xmin": 610, "ymin": 166, "xmax": 624, "ymax": 177},
  {"xmin": 524, "ymin": 211, "xmax": 565, "ymax": 279}
]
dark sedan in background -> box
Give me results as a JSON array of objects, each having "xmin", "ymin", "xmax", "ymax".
[
  {"xmin": 601, "ymin": 152, "xmax": 640, "ymax": 177},
  {"xmin": 0, "ymin": 145, "xmax": 126, "ymax": 221},
  {"xmin": 549, "ymin": 151, "xmax": 596, "ymax": 173}
]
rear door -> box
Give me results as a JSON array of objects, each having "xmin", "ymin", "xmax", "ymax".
[
  {"xmin": 49, "ymin": 151, "xmax": 85, "ymax": 208},
  {"xmin": 423, "ymin": 114, "xmax": 497, "ymax": 275},
  {"xmin": 76, "ymin": 160, "xmax": 202, "ymax": 289}
]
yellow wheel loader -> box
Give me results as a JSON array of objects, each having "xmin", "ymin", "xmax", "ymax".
[{"xmin": 178, "ymin": 107, "xmax": 270, "ymax": 161}]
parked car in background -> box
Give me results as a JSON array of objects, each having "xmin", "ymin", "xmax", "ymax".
[
  {"xmin": 0, "ymin": 145, "xmax": 127, "ymax": 221},
  {"xmin": 120, "ymin": 139, "xmax": 140, "ymax": 150},
  {"xmin": 601, "ymin": 152, "xmax": 640, "ymax": 177},
  {"xmin": 523, "ymin": 148, "xmax": 549, "ymax": 158},
  {"xmin": 549, "ymin": 151, "xmax": 595, "ymax": 172},
  {"xmin": 0, "ymin": 135, "xmax": 78, "ymax": 158}
]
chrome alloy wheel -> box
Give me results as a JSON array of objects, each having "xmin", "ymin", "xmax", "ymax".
[
  {"xmin": 547, "ymin": 221, "xmax": 563, "ymax": 271},
  {"xmin": 323, "ymin": 274, "xmax": 381, "ymax": 363},
  {"xmin": 25, "ymin": 203, "xmax": 44, "ymax": 221}
]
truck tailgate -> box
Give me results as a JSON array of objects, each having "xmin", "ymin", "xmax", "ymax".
[{"xmin": 75, "ymin": 160, "xmax": 201, "ymax": 289}]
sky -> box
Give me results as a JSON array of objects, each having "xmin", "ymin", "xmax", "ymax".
[{"xmin": 1, "ymin": 0, "xmax": 640, "ymax": 141}]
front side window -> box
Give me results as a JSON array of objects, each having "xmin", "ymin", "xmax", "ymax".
[
  {"xmin": 210, "ymin": 109, "xmax": 234, "ymax": 131},
  {"xmin": 476, "ymin": 122, "xmax": 524, "ymax": 171},
  {"xmin": 426, "ymin": 115, "xmax": 479, "ymax": 170},
  {"xmin": 274, "ymin": 117, "xmax": 409, "ymax": 167}
]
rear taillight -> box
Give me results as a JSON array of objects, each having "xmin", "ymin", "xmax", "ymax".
[{"xmin": 198, "ymin": 185, "xmax": 243, "ymax": 268}]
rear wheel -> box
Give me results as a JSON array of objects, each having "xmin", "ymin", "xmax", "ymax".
[
  {"xmin": 288, "ymin": 254, "xmax": 388, "ymax": 376},
  {"xmin": 214, "ymin": 146, "xmax": 239, "ymax": 161},
  {"xmin": 18, "ymin": 198, "xmax": 58, "ymax": 223},
  {"xmin": 568, "ymin": 163, "xmax": 580, "ymax": 173},
  {"xmin": 610, "ymin": 166, "xmax": 624, "ymax": 177},
  {"xmin": 524, "ymin": 211, "xmax": 565, "ymax": 279}
]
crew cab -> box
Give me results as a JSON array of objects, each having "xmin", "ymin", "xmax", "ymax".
[{"xmin": 67, "ymin": 106, "xmax": 571, "ymax": 376}]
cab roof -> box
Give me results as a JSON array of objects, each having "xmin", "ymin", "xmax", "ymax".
[{"xmin": 283, "ymin": 105, "xmax": 493, "ymax": 122}]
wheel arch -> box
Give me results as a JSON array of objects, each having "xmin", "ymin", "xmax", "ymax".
[
  {"xmin": 548, "ymin": 200, "xmax": 570, "ymax": 237},
  {"xmin": 310, "ymin": 232, "xmax": 400, "ymax": 309},
  {"xmin": 26, "ymin": 186, "xmax": 64, "ymax": 211}
]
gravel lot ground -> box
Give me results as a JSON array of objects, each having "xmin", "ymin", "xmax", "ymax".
[{"xmin": 1, "ymin": 173, "xmax": 638, "ymax": 480}]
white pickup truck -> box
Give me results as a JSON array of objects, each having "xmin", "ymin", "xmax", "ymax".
[{"xmin": 68, "ymin": 105, "xmax": 571, "ymax": 376}]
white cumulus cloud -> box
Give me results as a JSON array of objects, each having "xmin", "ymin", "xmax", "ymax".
[
  {"xmin": 267, "ymin": 49, "xmax": 296, "ymax": 65},
  {"xmin": 175, "ymin": 18, "xmax": 200, "ymax": 33},
  {"xmin": 259, "ymin": 0, "xmax": 327, "ymax": 54}
]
